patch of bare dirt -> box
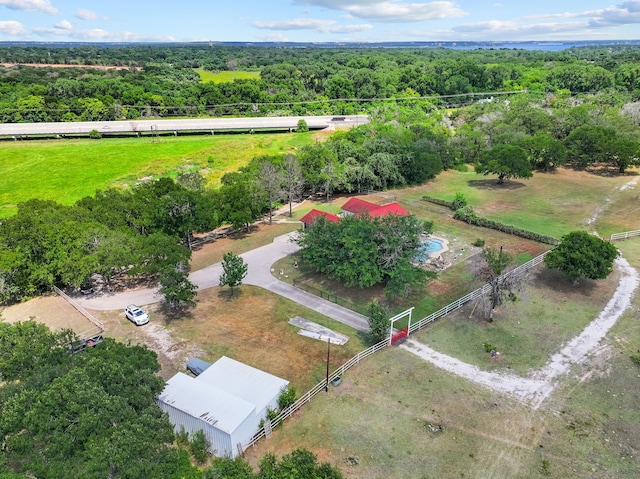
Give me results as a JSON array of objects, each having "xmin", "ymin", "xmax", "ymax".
[{"xmin": 1, "ymin": 295, "xmax": 95, "ymax": 334}]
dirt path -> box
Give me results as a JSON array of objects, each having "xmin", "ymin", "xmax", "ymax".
[{"xmin": 401, "ymin": 255, "xmax": 639, "ymax": 409}]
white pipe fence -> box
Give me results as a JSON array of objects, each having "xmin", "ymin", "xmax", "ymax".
[
  {"xmin": 242, "ymin": 250, "xmax": 550, "ymax": 452},
  {"xmin": 610, "ymin": 230, "xmax": 640, "ymax": 241},
  {"xmin": 409, "ymin": 251, "xmax": 548, "ymax": 335}
]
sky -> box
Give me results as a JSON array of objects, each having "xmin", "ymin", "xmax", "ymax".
[{"xmin": 1, "ymin": 0, "xmax": 640, "ymax": 43}]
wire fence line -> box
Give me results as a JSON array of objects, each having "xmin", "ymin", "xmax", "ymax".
[{"xmin": 242, "ymin": 250, "xmax": 549, "ymax": 453}]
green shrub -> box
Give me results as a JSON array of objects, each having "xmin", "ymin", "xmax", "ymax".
[
  {"xmin": 451, "ymin": 192, "xmax": 468, "ymax": 211},
  {"xmin": 631, "ymin": 354, "xmax": 640, "ymax": 367},
  {"xmin": 176, "ymin": 426, "xmax": 190, "ymax": 449},
  {"xmin": 278, "ymin": 385, "xmax": 297, "ymax": 409},
  {"xmin": 88, "ymin": 129, "xmax": 102, "ymax": 139},
  {"xmin": 189, "ymin": 430, "xmax": 210, "ymax": 465},
  {"xmin": 472, "ymin": 238, "xmax": 485, "ymax": 247},
  {"xmin": 367, "ymin": 299, "xmax": 390, "ymax": 344},
  {"xmin": 422, "ymin": 195, "xmax": 454, "ymax": 209},
  {"xmin": 296, "ymin": 119, "xmax": 309, "ymax": 132},
  {"xmin": 483, "ymin": 342, "xmax": 496, "ymax": 353}
]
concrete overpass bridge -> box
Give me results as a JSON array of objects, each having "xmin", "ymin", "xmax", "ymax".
[{"xmin": 0, "ymin": 115, "xmax": 369, "ymax": 139}]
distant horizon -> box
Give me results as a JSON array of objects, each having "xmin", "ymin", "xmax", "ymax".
[
  {"xmin": 1, "ymin": 1, "xmax": 640, "ymax": 44},
  {"xmin": 1, "ymin": 39, "xmax": 638, "ymax": 47}
]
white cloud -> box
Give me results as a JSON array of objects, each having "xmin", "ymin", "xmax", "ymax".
[
  {"xmin": 0, "ymin": 20, "xmax": 28, "ymax": 36},
  {"xmin": 75, "ymin": 8, "xmax": 108, "ymax": 21},
  {"xmin": 524, "ymin": 2, "xmax": 640, "ymax": 25},
  {"xmin": 293, "ymin": 0, "xmax": 467, "ymax": 22},
  {"xmin": 32, "ymin": 25, "xmax": 175, "ymax": 42},
  {"xmin": 453, "ymin": 19, "xmax": 588, "ymax": 36},
  {"xmin": 53, "ymin": 19, "xmax": 72, "ymax": 30},
  {"xmin": 447, "ymin": 1, "xmax": 640, "ymax": 39},
  {"xmin": 252, "ymin": 18, "xmax": 372, "ymax": 33},
  {"xmin": 0, "ymin": 0, "xmax": 57, "ymax": 14}
]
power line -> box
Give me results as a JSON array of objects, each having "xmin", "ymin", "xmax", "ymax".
[{"xmin": 0, "ymin": 90, "xmax": 525, "ymax": 114}]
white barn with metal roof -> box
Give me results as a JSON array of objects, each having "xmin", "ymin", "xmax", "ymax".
[{"xmin": 158, "ymin": 356, "xmax": 288, "ymax": 458}]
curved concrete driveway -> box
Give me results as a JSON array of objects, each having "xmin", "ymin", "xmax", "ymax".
[{"xmin": 78, "ymin": 232, "xmax": 369, "ymax": 332}]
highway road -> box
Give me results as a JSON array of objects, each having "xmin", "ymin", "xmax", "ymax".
[{"xmin": 0, "ymin": 115, "xmax": 369, "ymax": 137}]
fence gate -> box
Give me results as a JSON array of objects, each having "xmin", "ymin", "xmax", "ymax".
[
  {"xmin": 388, "ymin": 308, "xmax": 414, "ymax": 346},
  {"xmin": 391, "ymin": 327, "xmax": 409, "ymax": 345}
]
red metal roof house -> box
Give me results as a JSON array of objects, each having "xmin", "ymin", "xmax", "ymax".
[
  {"xmin": 340, "ymin": 197, "xmax": 380, "ymax": 215},
  {"xmin": 300, "ymin": 209, "xmax": 340, "ymax": 227},
  {"xmin": 341, "ymin": 198, "xmax": 409, "ymax": 218},
  {"xmin": 368, "ymin": 202, "xmax": 409, "ymax": 217}
]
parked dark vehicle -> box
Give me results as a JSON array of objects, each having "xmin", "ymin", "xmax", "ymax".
[
  {"xmin": 186, "ymin": 358, "xmax": 212, "ymax": 376},
  {"xmin": 67, "ymin": 334, "xmax": 104, "ymax": 354}
]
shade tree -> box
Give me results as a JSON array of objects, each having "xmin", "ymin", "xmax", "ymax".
[
  {"xmin": 544, "ymin": 231, "xmax": 618, "ymax": 283},
  {"xmin": 476, "ymin": 144, "xmax": 532, "ymax": 184},
  {"xmin": 295, "ymin": 213, "xmax": 433, "ymax": 296}
]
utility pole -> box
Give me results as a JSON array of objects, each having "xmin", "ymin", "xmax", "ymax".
[{"xmin": 325, "ymin": 337, "xmax": 330, "ymax": 392}]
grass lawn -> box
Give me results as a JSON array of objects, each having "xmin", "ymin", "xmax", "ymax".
[
  {"xmin": 245, "ymin": 326, "xmax": 640, "ymax": 478},
  {"xmin": 160, "ymin": 285, "xmax": 366, "ymax": 391},
  {"xmin": 195, "ymin": 69, "xmax": 261, "ymax": 83},
  {"xmin": 0, "ymin": 132, "xmax": 314, "ymax": 217},
  {"xmin": 411, "ymin": 264, "xmax": 620, "ymax": 375},
  {"xmin": 393, "ymin": 167, "xmax": 639, "ymax": 239}
]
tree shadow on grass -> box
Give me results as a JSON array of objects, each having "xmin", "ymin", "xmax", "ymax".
[
  {"xmin": 532, "ymin": 267, "xmax": 598, "ymax": 296},
  {"xmin": 159, "ymin": 303, "xmax": 195, "ymax": 322},
  {"xmin": 216, "ymin": 287, "xmax": 244, "ymax": 301},
  {"xmin": 467, "ymin": 179, "xmax": 528, "ymax": 190}
]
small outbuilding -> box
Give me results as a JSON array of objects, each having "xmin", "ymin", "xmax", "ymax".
[{"xmin": 158, "ymin": 356, "xmax": 288, "ymax": 457}]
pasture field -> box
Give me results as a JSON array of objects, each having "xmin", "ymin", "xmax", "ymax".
[
  {"xmin": 247, "ymin": 170, "xmax": 640, "ymax": 477},
  {"xmin": 245, "ymin": 302, "xmax": 640, "ymax": 479},
  {"xmin": 396, "ymin": 167, "xmax": 638, "ymax": 239},
  {"xmin": 0, "ymin": 132, "xmax": 314, "ymax": 217},
  {"xmin": 195, "ymin": 69, "xmax": 261, "ymax": 83}
]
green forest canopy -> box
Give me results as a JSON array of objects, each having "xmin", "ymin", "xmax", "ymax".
[{"xmin": 3, "ymin": 44, "xmax": 640, "ymax": 120}]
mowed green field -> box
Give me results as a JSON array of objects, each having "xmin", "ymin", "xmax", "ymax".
[
  {"xmin": 0, "ymin": 132, "xmax": 313, "ymax": 217},
  {"xmin": 194, "ymin": 69, "xmax": 260, "ymax": 83},
  {"xmin": 394, "ymin": 167, "xmax": 640, "ymax": 239}
]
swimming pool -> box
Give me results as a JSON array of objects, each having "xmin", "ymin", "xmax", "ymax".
[{"xmin": 415, "ymin": 237, "xmax": 445, "ymax": 262}]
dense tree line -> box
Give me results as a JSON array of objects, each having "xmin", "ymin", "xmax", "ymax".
[
  {"xmin": 4, "ymin": 45, "xmax": 640, "ymax": 121},
  {"xmin": 2, "ymin": 90, "xmax": 639, "ymax": 305},
  {"xmin": 0, "ymin": 175, "xmax": 221, "ymax": 305},
  {"xmin": 0, "ymin": 321, "xmax": 193, "ymax": 478},
  {"xmin": 0, "ymin": 321, "xmax": 344, "ymax": 479}
]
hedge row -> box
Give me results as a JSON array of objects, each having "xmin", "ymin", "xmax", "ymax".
[
  {"xmin": 422, "ymin": 196, "xmax": 455, "ymax": 209},
  {"xmin": 453, "ymin": 206, "xmax": 559, "ymax": 245}
]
